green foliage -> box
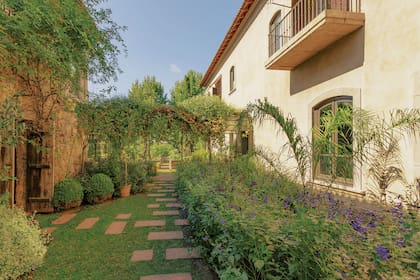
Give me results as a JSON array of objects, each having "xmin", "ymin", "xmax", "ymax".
[
  {"xmin": 52, "ymin": 178, "xmax": 84, "ymax": 210},
  {"xmin": 247, "ymin": 98, "xmax": 310, "ymax": 187},
  {"xmin": 0, "ymin": 192, "xmax": 10, "ymax": 206},
  {"xmin": 127, "ymin": 161, "xmax": 147, "ymax": 193},
  {"xmin": 0, "ymin": 0, "xmax": 126, "ymax": 92},
  {"xmin": 0, "ymin": 205, "xmax": 47, "ymax": 279},
  {"xmin": 170, "ymin": 70, "xmax": 204, "ymax": 104},
  {"xmin": 176, "ymin": 158, "xmax": 420, "ymax": 280},
  {"xmin": 84, "ymin": 173, "xmax": 114, "ymax": 204},
  {"xmin": 129, "ymin": 76, "xmax": 167, "ymax": 105},
  {"xmin": 179, "ymin": 95, "xmax": 234, "ymax": 121}
]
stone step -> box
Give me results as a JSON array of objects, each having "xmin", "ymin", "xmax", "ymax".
[
  {"xmin": 76, "ymin": 217, "xmax": 99, "ymax": 230},
  {"xmin": 147, "ymin": 204, "xmax": 160, "ymax": 209},
  {"xmin": 174, "ymin": 219, "xmax": 189, "ymax": 226},
  {"xmin": 157, "ymin": 189, "xmax": 175, "ymax": 193},
  {"xmin": 156, "ymin": 198, "xmax": 177, "ymax": 202},
  {"xmin": 116, "ymin": 213, "xmax": 132, "ymax": 219},
  {"xmin": 131, "ymin": 249, "xmax": 153, "ymax": 262},
  {"xmin": 147, "ymin": 231, "xmax": 183, "ymax": 240},
  {"xmin": 105, "ymin": 221, "xmax": 127, "ymax": 235},
  {"xmin": 147, "ymin": 194, "xmax": 167, "ymax": 197},
  {"xmin": 166, "ymin": 248, "xmax": 200, "ymax": 260},
  {"xmin": 152, "ymin": 210, "xmax": 180, "ymax": 216},
  {"xmin": 135, "ymin": 220, "xmax": 166, "ymax": 227},
  {"xmin": 166, "ymin": 203, "xmax": 181, "ymax": 208},
  {"xmin": 51, "ymin": 213, "xmax": 77, "ymax": 225}
]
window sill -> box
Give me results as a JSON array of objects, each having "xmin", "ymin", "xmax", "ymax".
[
  {"xmin": 229, "ymin": 88, "xmax": 236, "ymax": 95},
  {"xmin": 310, "ymin": 179, "xmax": 366, "ymax": 198}
]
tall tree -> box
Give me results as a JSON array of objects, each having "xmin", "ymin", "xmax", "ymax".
[
  {"xmin": 0, "ymin": 0, "xmax": 126, "ymax": 128},
  {"xmin": 128, "ymin": 76, "xmax": 167, "ymax": 105},
  {"xmin": 170, "ymin": 70, "xmax": 203, "ymax": 104}
]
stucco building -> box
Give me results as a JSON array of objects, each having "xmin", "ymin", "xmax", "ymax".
[{"xmin": 201, "ymin": 0, "xmax": 420, "ymax": 199}]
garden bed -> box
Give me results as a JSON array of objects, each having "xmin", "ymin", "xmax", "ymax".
[{"xmin": 175, "ymin": 157, "xmax": 420, "ymax": 279}]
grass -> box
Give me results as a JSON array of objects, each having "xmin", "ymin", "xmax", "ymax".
[{"xmin": 34, "ymin": 179, "xmax": 214, "ymax": 280}]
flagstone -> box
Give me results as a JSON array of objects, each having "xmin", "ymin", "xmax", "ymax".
[
  {"xmin": 147, "ymin": 194, "xmax": 167, "ymax": 197},
  {"xmin": 156, "ymin": 198, "xmax": 177, "ymax": 202},
  {"xmin": 140, "ymin": 273, "xmax": 192, "ymax": 280},
  {"xmin": 135, "ymin": 220, "xmax": 166, "ymax": 227},
  {"xmin": 116, "ymin": 213, "xmax": 132, "ymax": 219},
  {"xmin": 147, "ymin": 204, "xmax": 160, "ymax": 209},
  {"xmin": 166, "ymin": 248, "xmax": 200, "ymax": 260},
  {"xmin": 51, "ymin": 213, "xmax": 77, "ymax": 225},
  {"xmin": 166, "ymin": 203, "xmax": 181, "ymax": 208},
  {"xmin": 131, "ymin": 249, "xmax": 153, "ymax": 262},
  {"xmin": 152, "ymin": 210, "xmax": 180, "ymax": 216},
  {"xmin": 147, "ymin": 231, "xmax": 184, "ymax": 240},
  {"xmin": 76, "ymin": 217, "xmax": 99, "ymax": 230},
  {"xmin": 105, "ymin": 221, "xmax": 127, "ymax": 235},
  {"xmin": 157, "ymin": 189, "xmax": 175, "ymax": 193},
  {"xmin": 174, "ymin": 219, "xmax": 189, "ymax": 226}
]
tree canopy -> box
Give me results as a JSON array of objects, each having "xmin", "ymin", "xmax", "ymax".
[
  {"xmin": 128, "ymin": 76, "xmax": 167, "ymax": 105},
  {"xmin": 170, "ymin": 70, "xmax": 204, "ymax": 104}
]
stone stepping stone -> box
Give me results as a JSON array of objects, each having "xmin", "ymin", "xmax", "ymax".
[
  {"xmin": 147, "ymin": 194, "xmax": 167, "ymax": 197},
  {"xmin": 105, "ymin": 221, "xmax": 127, "ymax": 235},
  {"xmin": 116, "ymin": 213, "xmax": 132, "ymax": 219},
  {"xmin": 41, "ymin": 227, "xmax": 58, "ymax": 233},
  {"xmin": 152, "ymin": 210, "xmax": 180, "ymax": 216},
  {"xmin": 51, "ymin": 213, "xmax": 77, "ymax": 225},
  {"xmin": 147, "ymin": 231, "xmax": 184, "ymax": 240},
  {"xmin": 76, "ymin": 217, "xmax": 99, "ymax": 230},
  {"xmin": 166, "ymin": 203, "xmax": 181, "ymax": 208},
  {"xmin": 131, "ymin": 249, "xmax": 153, "ymax": 262},
  {"xmin": 156, "ymin": 198, "xmax": 177, "ymax": 202},
  {"xmin": 140, "ymin": 273, "xmax": 192, "ymax": 280},
  {"xmin": 174, "ymin": 219, "xmax": 189, "ymax": 226},
  {"xmin": 157, "ymin": 189, "xmax": 175, "ymax": 193},
  {"xmin": 147, "ymin": 204, "xmax": 160, "ymax": 209},
  {"xmin": 135, "ymin": 220, "xmax": 166, "ymax": 227},
  {"xmin": 166, "ymin": 248, "xmax": 200, "ymax": 260}
]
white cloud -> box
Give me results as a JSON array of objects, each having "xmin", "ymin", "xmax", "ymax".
[{"xmin": 169, "ymin": 64, "xmax": 181, "ymax": 74}]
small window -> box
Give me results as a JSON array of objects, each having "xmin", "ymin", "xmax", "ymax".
[
  {"xmin": 229, "ymin": 66, "xmax": 235, "ymax": 92},
  {"xmin": 313, "ymin": 96, "xmax": 353, "ymax": 184}
]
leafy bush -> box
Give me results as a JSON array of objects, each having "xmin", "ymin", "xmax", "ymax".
[
  {"xmin": 52, "ymin": 178, "xmax": 83, "ymax": 210},
  {"xmin": 0, "ymin": 205, "xmax": 47, "ymax": 279},
  {"xmin": 127, "ymin": 161, "xmax": 146, "ymax": 194},
  {"xmin": 146, "ymin": 161, "xmax": 157, "ymax": 177},
  {"xmin": 0, "ymin": 191, "xmax": 10, "ymax": 206},
  {"xmin": 176, "ymin": 158, "xmax": 420, "ymax": 280},
  {"xmin": 84, "ymin": 173, "xmax": 114, "ymax": 204}
]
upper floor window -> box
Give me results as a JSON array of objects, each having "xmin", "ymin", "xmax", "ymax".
[
  {"xmin": 313, "ymin": 96, "xmax": 353, "ymax": 184},
  {"xmin": 212, "ymin": 77, "xmax": 222, "ymax": 99},
  {"xmin": 229, "ymin": 66, "xmax": 235, "ymax": 92},
  {"xmin": 269, "ymin": 11, "xmax": 282, "ymax": 56}
]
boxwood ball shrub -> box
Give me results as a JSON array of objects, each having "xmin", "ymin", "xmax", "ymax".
[
  {"xmin": 0, "ymin": 205, "xmax": 47, "ymax": 279},
  {"xmin": 84, "ymin": 173, "xmax": 114, "ymax": 204},
  {"xmin": 52, "ymin": 178, "xmax": 83, "ymax": 210}
]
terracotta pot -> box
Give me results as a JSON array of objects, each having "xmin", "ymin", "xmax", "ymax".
[{"xmin": 120, "ymin": 184, "xmax": 131, "ymax": 197}]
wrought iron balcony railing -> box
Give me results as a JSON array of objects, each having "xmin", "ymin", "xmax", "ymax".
[{"xmin": 269, "ymin": 0, "xmax": 362, "ymax": 56}]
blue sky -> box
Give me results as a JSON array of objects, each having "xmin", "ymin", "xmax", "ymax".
[{"xmin": 91, "ymin": 0, "xmax": 243, "ymax": 97}]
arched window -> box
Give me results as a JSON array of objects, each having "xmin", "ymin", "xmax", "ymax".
[
  {"xmin": 229, "ymin": 66, "xmax": 235, "ymax": 92},
  {"xmin": 269, "ymin": 11, "xmax": 282, "ymax": 56},
  {"xmin": 313, "ymin": 96, "xmax": 353, "ymax": 184}
]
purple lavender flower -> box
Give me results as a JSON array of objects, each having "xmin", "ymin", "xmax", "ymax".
[
  {"xmin": 396, "ymin": 238, "xmax": 404, "ymax": 247},
  {"xmin": 283, "ymin": 197, "xmax": 292, "ymax": 208},
  {"xmin": 251, "ymin": 181, "xmax": 257, "ymax": 187},
  {"xmin": 249, "ymin": 210, "xmax": 256, "ymax": 218},
  {"xmin": 340, "ymin": 271, "xmax": 348, "ymax": 279},
  {"xmin": 263, "ymin": 194, "xmax": 268, "ymax": 204},
  {"xmin": 350, "ymin": 217, "xmax": 366, "ymax": 234},
  {"xmin": 375, "ymin": 245, "xmax": 390, "ymax": 260},
  {"xmin": 220, "ymin": 218, "xmax": 225, "ymax": 225}
]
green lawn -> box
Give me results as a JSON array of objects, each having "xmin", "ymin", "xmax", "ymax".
[{"xmin": 34, "ymin": 190, "xmax": 214, "ymax": 280}]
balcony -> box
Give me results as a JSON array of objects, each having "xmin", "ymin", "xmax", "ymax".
[{"xmin": 266, "ymin": 0, "xmax": 365, "ymax": 70}]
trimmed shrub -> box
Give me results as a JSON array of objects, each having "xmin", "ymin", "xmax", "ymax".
[
  {"xmin": 84, "ymin": 173, "xmax": 114, "ymax": 204},
  {"xmin": 0, "ymin": 205, "xmax": 47, "ymax": 279},
  {"xmin": 52, "ymin": 178, "xmax": 83, "ymax": 211}
]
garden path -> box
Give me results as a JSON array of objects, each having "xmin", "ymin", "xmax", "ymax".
[{"xmin": 134, "ymin": 172, "xmax": 200, "ymax": 280}]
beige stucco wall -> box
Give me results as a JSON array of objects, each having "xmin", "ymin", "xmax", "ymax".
[{"xmin": 205, "ymin": 0, "xmax": 420, "ymax": 198}]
